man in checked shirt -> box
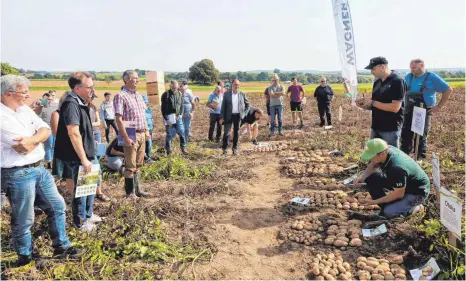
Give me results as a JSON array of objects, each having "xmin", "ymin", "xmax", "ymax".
[{"xmin": 114, "ymin": 70, "xmax": 151, "ymax": 198}]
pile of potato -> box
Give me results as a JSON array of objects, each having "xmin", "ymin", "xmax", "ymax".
[
  {"xmin": 243, "ymin": 143, "xmax": 289, "ymax": 153},
  {"xmin": 282, "ymin": 163, "xmax": 346, "ymax": 177},
  {"xmin": 356, "ymin": 256, "xmax": 407, "ymax": 280},
  {"xmin": 324, "ymin": 219, "xmax": 363, "ymax": 247},
  {"xmin": 286, "ymin": 215, "xmax": 324, "ymax": 245},
  {"xmin": 286, "ymin": 190, "xmax": 380, "ymax": 211},
  {"xmin": 308, "ymin": 252, "xmax": 353, "ymax": 280},
  {"xmin": 295, "ymin": 177, "xmax": 348, "ymax": 191}
]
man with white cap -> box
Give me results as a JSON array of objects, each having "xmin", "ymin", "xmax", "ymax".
[{"xmin": 351, "ymin": 138, "xmax": 428, "ymax": 219}]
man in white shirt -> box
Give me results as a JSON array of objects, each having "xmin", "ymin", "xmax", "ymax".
[{"xmin": 0, "ymin": 75, "xmax": 83, "ymax": 267}]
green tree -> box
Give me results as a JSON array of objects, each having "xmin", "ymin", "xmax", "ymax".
[
  {"xmin": 273, "ymin": 68, "xmax": 280, "ymax": 74},
  {"xmin": 188, "ymin": 59, "xmax": 220, "ymax": 85},
  {"xmin": 257, "ymin": 71, "xmax": 269, "ymax": 81},
  {"xmin": 32, "ymin": 73, "xmax": 44, "ymax": 79},
  {"xmin": 1, "ymin": 62, "xmax": 20, "ymax": 75}
]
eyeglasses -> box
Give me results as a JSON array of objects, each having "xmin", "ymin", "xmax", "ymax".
[
  {"xmin": 411, "ymin": 59, "xmax": 423, "ymax": 64},
  {"xmin": 80, "ymin": 84, "xmax": 95, "ymax": 90},
  {"xmin": 320, "ymin": 80, "xmax": 326, "ymax": 82}
]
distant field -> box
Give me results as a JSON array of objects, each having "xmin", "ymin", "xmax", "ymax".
[{"xmin": 28, "ymin": 80, "xmax": 465, "ymax": 105}]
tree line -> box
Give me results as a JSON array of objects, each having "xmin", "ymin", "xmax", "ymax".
[{"xmin": 2, "ymin": 61, "xmax": 464, "ymax": 85}]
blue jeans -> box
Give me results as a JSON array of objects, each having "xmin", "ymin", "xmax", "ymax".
[
  {"xmin": 145, "ymin": 130, "xmax": 153, "ymax": 159},
  {"xmin": 182, "ymin": 115, "xmax": 192, "ymax": 142},
  {"xmin": 59, "ymin": 159, "xmax": 96, "ymax": 227},
  {"xmin": 1, "ymin": 165, "xmax": 71, "ymax": 256},
  {"xmin": 370, "ymin": 129, "xmax": 401, "ymax": 148},
  {"xmin": 44, "ymin": 135, "xmax": 55, "ymax": 162},
  {"xmin": 269, "ymin": 105, "xmax": 283, "ymax": 135},
  {"xmin": 165, "ymin": 119, "xmax": 186, "ymax": 153}
]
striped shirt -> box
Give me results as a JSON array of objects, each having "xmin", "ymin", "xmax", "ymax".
[{"xmin": 113, "ymin": 87, "xmax": 147, "ymax": 131}]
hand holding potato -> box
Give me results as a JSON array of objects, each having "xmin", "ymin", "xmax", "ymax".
[{"xmin": 359, "ymin": 198, "xmax": 376, "ymax": 206}]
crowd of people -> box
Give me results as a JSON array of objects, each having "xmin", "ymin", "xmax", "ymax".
[{"xmin": 0, "ymin": 56, "xmax": 452, "ymax": 266}]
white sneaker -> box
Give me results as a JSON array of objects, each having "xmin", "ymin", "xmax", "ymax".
[
  {"xmin": 79, "ymin": 221, "xmax": 97, "ymax": 233},
  {"xmin": 88, "ymin": 214, "xmax": 103, "ymax": 223}
]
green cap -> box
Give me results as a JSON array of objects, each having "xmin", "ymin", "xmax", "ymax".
[{"xmin": 360, "ymin": 138, "xmax": 388, "ymax": 161}]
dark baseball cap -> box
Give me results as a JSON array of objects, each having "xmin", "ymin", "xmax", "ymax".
[{"xmin": 364, "ymin": 56, "xmax": 388, "ymax": 70}]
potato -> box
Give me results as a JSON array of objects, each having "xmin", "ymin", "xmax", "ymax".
[
  {"xmin": 342, "ymin": 205, "xmax": 350, "ymax": 210},
  {"xmin": 366, "ymin": 260, "xmax": 379, "ymax": 268},
  {"xmin": 394, "ymin": 274, "xmax": 406, "ymax": 280},
  {"xmin": 380, "ymin": 263, "xmax": 390, "ymax": 269},
  {"xmin": 343, "ymin": 262, "xmax": 351, "ymax": 271},
  {"xmin": 311, "ymin": 267, "xmax": 320, "ymax": 275},
  {"xmin": 372, "ymin": 274, "xmax": 384, "ymax": 280},
  {"xmin": 363, "ymin": 266, "xmax": 375, "ymax": 273},
  {"xmin": 328, "ymin": 269, "xmax": 338, "ymax": 277},
  {"xmin": 350, "ymin": 238, "xmax": 362, "ymax": 246},
  {"xmin": 384, "ymin": 273, "xmax": 395, "ymax": 280},
  {"xmin": 348, "ymin": 219, "xmax": 362, "ymax": 226},
  {"xmin": 322, "ymin": 273, "xmax": 335, "ymax": 280},
  {"xmin": 357, "ymin": 262, "xmax": 367, "ymax": 269},
  {"xmin": 357, "ymin": 257, "xmax": 368, "ymax": 263},
  {"xmin": 337, "ymin": 264, "xmax": 346, "ymax": 274},
  {"xmin": 350, "ymin": 233, "xmax": 360, "ymax": 239},
  {"xmin": 359, "ymin": 272, "xmax": 371, "ymax": 281},
  {"xmin": 333, "ymin": 240, "xmax": 348, "ymax": 247},
  {"xmin": 339, "ymin": 273, "xmax": 350, "ymax": 280},
  {"xmin": 378, "ymin": 259, "xmax": 389, "ymax": 264},
  {"xmin": 375, "ymin": 265, "xmax": 390, "ymax": 273},
  {"xmin": 316, "ymin": 276, "xmax": 325, "ymax": 281},
  {"xmin": 336, "ymin": 232, "xmax": 347, "ymax": 238},
  {"xmin": 391, "ymin": 268, "xmax": 406, "ymax": 275},
  {"xmin": 391, "ymin": 255, "xmax": 404, "ymax": 264},
  {"xmin": 336, "ymin": 203, "xmax": 343, "ymax": 209},
  {"xmin": 324, "ymin": 238, "xmax": 335, "ymax": 245},
  {"xmin": 367, "ymin": 257, "xmax": 379, "ymax": 262},
  {"xmin": 327, "ymin": 253, "xmax": 335, "ymax": 260},
  {"xmin": 390, "ymin": 264, "xmax": 400, "ymax": 269}
]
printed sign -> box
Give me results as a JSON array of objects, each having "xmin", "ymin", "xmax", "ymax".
[
  {"xmin": 431, "ymin": 153, "xmax": 440, "ymax": 189},
  {"xmin": 409, "ymin": 258, "xmax": 441, "ymax": 281},
  {"xmin": 440, "ymin": 187, "xmax": 462, "ymax": 238},
  {"xmin": 75, "ymin": 164, "xmax": 100, "ymax": 198},
  {"xmin": 361, "ymin": 224, "xmax": 387, "ymax": 237},
  {"xmin": 411, "ymin": 106, "xmax": 426, "ymax": 135},
  {"xmin": 290, "ymin": 197, "xmax": 310, "ymax": 206},
  {"xmin": 343, "ymin": 173, "xmax": 358, "ymax": 185}
]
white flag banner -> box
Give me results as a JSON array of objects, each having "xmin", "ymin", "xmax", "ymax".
[{"xmin": 332, "ymin": 0, "xmax": 358, "ymax": 102}]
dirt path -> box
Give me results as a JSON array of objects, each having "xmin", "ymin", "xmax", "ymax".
[{"xmin": 197, "ymin": 154, "xmax": 310, "ymax": 280}]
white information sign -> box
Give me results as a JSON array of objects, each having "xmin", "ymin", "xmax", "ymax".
[
  {"xmin": 431, "ymin": 153, "xmax": 440, "ymax": 189},
  {"xmin": 411, "ymin": 106, "xmax": 426, "ymax": 135},
  {"xmin": 440, "ymin": 187, "xmax": 462, "ymax": 238},
  {"xmin": 338, "ymin": 106, "xmax": 342, "ymax": 122},
  {"xmin": 409, "ymin": 258, "xmax": 441, "ymax": 281},
  {"xmin": 361, "ymin": 224, "xmax": 387, "ymax": 237}
]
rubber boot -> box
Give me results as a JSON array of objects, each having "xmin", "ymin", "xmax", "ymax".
[
  {"xmin": 124, "ymin": 177, "xmax": 135, "ymax": 196},
  {"xmin": 134, "ymin": 173, "xmax": 150, "ymax": 198}
]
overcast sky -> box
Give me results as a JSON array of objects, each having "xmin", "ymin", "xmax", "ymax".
[{"xmin": 1, "ymin": 0, "xmax": 464, "ymax": 72}]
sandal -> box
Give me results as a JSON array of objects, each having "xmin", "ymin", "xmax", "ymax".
[{"xmin": 96, "ymin": 193, "xmax": 110, "ymax": 202}]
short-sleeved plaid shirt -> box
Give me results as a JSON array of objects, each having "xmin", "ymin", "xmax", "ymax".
[{"xmin": 113, "ymin": 87, "xmax": 148, "ymax": 131}]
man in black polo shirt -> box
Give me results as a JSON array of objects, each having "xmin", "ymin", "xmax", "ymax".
[
  {"xmin": 352, "ymin": 138, "xmax": 428, "ymax": 219},
  {"xmin": 55, "ymin": 72, "xmax": 101, "ymax": 233},
  {"xmin": 356, "ymin": 57, "xmax": 406, "ymax": 147}
]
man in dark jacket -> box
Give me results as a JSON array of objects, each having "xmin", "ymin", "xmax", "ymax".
[
  {"xmin": 161, "ymin": 80, "xmax": 187, "ymax": 155},
  {"xmin": 220, "ymin": 79, "xmax": 249, "ymax": 156},
  {"xmin": 313, "ymin": 77, "xmax": 334, "ymax": 127}
]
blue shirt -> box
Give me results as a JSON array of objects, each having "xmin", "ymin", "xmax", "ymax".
[
  {"xmin": 405, "ymin": 72, "xmax": 450, "ymax": 106},
  {"xmin": 141, "ymin": 95, "xmax": 154, "ymax": 130},
  {"xmin": 207, "ymin": 92, "xmax": 223, "ymax": 114},
  {"xmin": 182, "ymin": 90, "xmax": 194, "ymax": 116}
]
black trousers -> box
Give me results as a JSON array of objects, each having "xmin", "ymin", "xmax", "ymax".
[
  {"xmin": 400, "ymin": 110, "xmax": 432, "ymax": 159},
  {"xmin": 209, "ymin": 114, "xmax": 222, "ymax": 141},
  {"xmin": 105, "ymin": 119, "xmax": 119, "ymax": 143},
  {"xmin": 222, "ymin": 114, "xmax": 241, "ymax": 150},
  {"xmin": 317, "ymin": 102, "xmax": 332, "ymax": 125}
]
